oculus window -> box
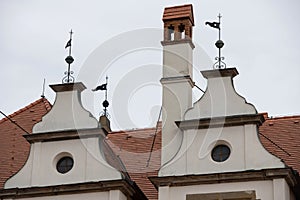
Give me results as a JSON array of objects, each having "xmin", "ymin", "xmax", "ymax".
[
  {"xmin": 211, "ymin": 144, "xmax": 230, "ymax": 162},
  {"xmin": 56, "ymin": 156, "xmax": 74, "ymax": 174}
]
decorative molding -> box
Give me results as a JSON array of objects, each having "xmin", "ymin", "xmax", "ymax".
[
  {"xmin": 149, "ymin": 168, "xmax": 299, "ymax": 192},
  {"xmin": 161, "ymin": 39, "xmax": 195, "ymax": 49},
  {"xmin": 160, "ymin": 75, "xmax": 194, "ymax": 87},
  {"xmin": 50, "ymin": 82, "xmax": 86, "ymax": 92},
  {"xmin": 0, "ymin": 179, "xmax": 147, "ymax": 200},
  {"xmin": 24, "ymin": 128, "xmax": 104, "ymax": 143},
  {"xmin": 201, "ymin": 68, "xmax": 238, "ymax": 79},
  {"xmin": 176, "ymin": 114, "xmax": 265, "ymax": 130}
]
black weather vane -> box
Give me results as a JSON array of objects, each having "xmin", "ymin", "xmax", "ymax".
[
  {"xmin": 206, "ymin": 14, "xmax": 226, "ymax": 69},
  {"xmin": 62, "ymin": 29, "xmax": 75, "ymax": 83},
  {"xmin": 92, "ymin": 76, "xmax": 109, "ymax": 117}
]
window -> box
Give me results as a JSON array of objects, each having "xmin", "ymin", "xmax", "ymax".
[
  {"xmin": 56, "ymin": 156, "xmax": 74, "ymax": 174},
  {"xmin": 211, "ymin": 144, "xmax": 231, "ymax": 162}
]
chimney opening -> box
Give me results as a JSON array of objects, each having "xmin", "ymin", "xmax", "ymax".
[
  {"xmin": 168, "ymin": 25, "xmax": 175, "ymax": 41},
  {"xmin": 179, "ymin": 24, "xmax": 185, "ymax": 39}
]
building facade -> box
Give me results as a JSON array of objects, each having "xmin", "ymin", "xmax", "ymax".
[{"xmin": 1, "ymin": 4, "xmax": 299, "ymax": 200}]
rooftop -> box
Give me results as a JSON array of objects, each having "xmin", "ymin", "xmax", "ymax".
[{"xmin": 0, "ymin": 99, "xmax": 299, "ymax": 200}]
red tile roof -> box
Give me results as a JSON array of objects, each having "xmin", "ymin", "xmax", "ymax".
[
  {"xmin": 260, "ymin": 115, "xmax": 300, "ymax": 172},
  {"xmin": 0, "ymin": 98, "xmax": 51, "ymax": 188},
  {"xmin": 163, "ymin": 4, "xmax": 194, "ymax": 25},
  {"xmin": 106, "ymin": 127, "xmax": 161, "ymax": 200}
]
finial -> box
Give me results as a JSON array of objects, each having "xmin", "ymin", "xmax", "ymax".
[
  {"xmin": 41, "ymin": 78, "xmax": 46, "ymax": 98},
  {"xmin": 205, "ymin": 14, "xmax": 226, "ymax": 69},
  {"xmin": 92, "ymin": 76, "xmax": 110, "ymax": 118},
  {"xmin": 62, "ymin": 29, "xmax": 75, "ymax": 83}
]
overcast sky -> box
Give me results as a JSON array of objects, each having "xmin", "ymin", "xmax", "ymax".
[{"xmin": 1, "ymin": 0, "xmax": 299, "ymax": 130}]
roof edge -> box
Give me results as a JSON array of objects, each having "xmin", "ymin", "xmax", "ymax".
[{"xmin": 0, "ymin": 98, "xmax": 52, "ymax": 124}]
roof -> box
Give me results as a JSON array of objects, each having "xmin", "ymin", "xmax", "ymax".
[
  {"xmin": 162, "ymin": 4, "xmax": 194, "ymax": 25},
  {"xmin": 1, "ymin": 98, "xmax": 299, "ymax": 200},
  {"xmin": 259, "ymin": 114, "xmax": 300, "ymax": 172},
  {"xmin": 0, "ymin": 98, "xmax": 51, "ymax": 188},
  {"xmin": 106, "ymin": 126, "xmax": 161, "ymax": 200},
  {"xmin": 0, "ymin": 98, "xmax": 51, "ymax": 124}
]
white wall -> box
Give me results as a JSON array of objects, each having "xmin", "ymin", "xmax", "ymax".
[
  {"xmin": 158, "ymin": 179, "xmax": 292, "ymax": 200},
  {"xmin": 159, "ymin": 124, "xmax": 284, "ymax": 176},
  {"xmin": 161, "ymin": 42, "xmax": 194, "ymax": 167},
  {"xmin": 33, "ymin": 88, "xmax": 99, "ymax": 133},
  {"xmin": 5, "ymin": 136, "xmax": 122, "ymax": 188},
  {"xmin": 185, "ymin": 74, "xmax": 256, "ymax": 120}
]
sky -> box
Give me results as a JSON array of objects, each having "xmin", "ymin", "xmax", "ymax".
[{"xmin": 1, "ymin": 0, "xmax": 299, "ymax": 131}]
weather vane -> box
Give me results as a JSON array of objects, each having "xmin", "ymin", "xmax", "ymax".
[
  {"xmin": 206, "ymin": 13, "xmax": 226, "ymax": 69},
  {"xmin": 92, "ymin": 76, "xmax": 109, "ymax": 117},
  {"xmin": 62, "ymin": 29, "xmax": 75, "ymax": 83}
]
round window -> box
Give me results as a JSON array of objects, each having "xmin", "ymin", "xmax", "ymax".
[
  {"xmin": 211, "ymin": 144, "xmax": 231, "ymax": 162},
  {"xmin": 56, "ymin": 156, "xmax": 74, "ymax": 174}
]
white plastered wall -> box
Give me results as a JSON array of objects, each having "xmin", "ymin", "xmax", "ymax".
[
  {"xmin": 185, "ymin": 75, "xmax": 256, "ymax": 120},
  {"xmin": 159, "ymin": 125, "xmax": 284, "ymax": 176},
  {"xmin": 158, "ymin": 178, "xmax": 292, "ymax": 200},
  {"xmin": 33, "ymin": 87, "xmax": 99, "ymax": 133},
  {"xmin": 163, "ymin": 43, "xmax": 193, "ymax": 78},
  {"xmin": 5, "ymin": 136, "xmax": 122, "ymax": 188},
  {"xmin": 161, "ymin": 42, "xmax": 194, "ymax": 168}
]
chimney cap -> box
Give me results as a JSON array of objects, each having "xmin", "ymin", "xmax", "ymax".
[{"xmin": 162, "ymin": 4, "xmax": 194, "ymax": 25}]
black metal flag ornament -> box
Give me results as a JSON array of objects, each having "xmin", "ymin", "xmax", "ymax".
[
  {"xmin": 65, "ymin": 39, "xmax": 72, "ymax": 48},
  {"xmin": 205, "ymin": 14, "xmax": 227, "ymax": 69},
  {"xmin": 205, "ymin": 21, "xmax": 220, "ymax": 30},
  {"xmin": 92, "ymin": 84, "xmax": 107, "ymax": 91},
  {"xmin": 62, "ymin": 30, "xmax": 75, "ymax": 83},
  {"xmin": 92, "ymin": 76, "xmax": 109, "ymax": 117}
]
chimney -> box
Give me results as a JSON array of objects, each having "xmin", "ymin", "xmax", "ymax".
[
  {"xmin": 160, "ymin": 4, "xmax": 195, "ymax": 166},
  {"xmin": 33, "ymin": 82, "xmax": 99, "ymax": 133}
]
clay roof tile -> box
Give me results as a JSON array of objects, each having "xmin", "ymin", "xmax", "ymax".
[{"xmin": 162, "ymin": 4, "xmax": 194, "ymax": 25}]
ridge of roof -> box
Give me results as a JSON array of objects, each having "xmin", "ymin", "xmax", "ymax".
[
  {"xmin": 265, "ymin": 115, "xmax": 300, "ymax": 120},
  {"xmin": 109, "ymin": 122, "xmax": 162, "ymax": 135},
  {"xmin": 0, "ymin": 98, "xmax": 52, "ymax": 124}
]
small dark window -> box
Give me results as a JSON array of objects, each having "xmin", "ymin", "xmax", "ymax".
[
  {"xmin": 211, "ymin": 145, "xmax": 230, "ymax": 162},
  {"xmin": 168, "ymin": 25, "xmax": 175, "ymax": 41},
  {"xmin": 56, "ymin": 156, "xmax": 74, "ymax": 174}
]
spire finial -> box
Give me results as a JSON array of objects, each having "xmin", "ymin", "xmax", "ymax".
[
  {"xmin": 41, "ymin": 78, "xmax": 46, "ymax": 98},
  {"xmin": 62, "ymin": 29, "xmax": 75, "ymax": 83},
  {"xmin": 92, "ymin": 76, "xmax": 110, "ymax": 118},
  {"xmin": 205, "ymin": 14, "xmax": 226, "ymax": 69},
  {"xmin": 103, "ymin": 76, "xmax": 109, "ymax": 117}
]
